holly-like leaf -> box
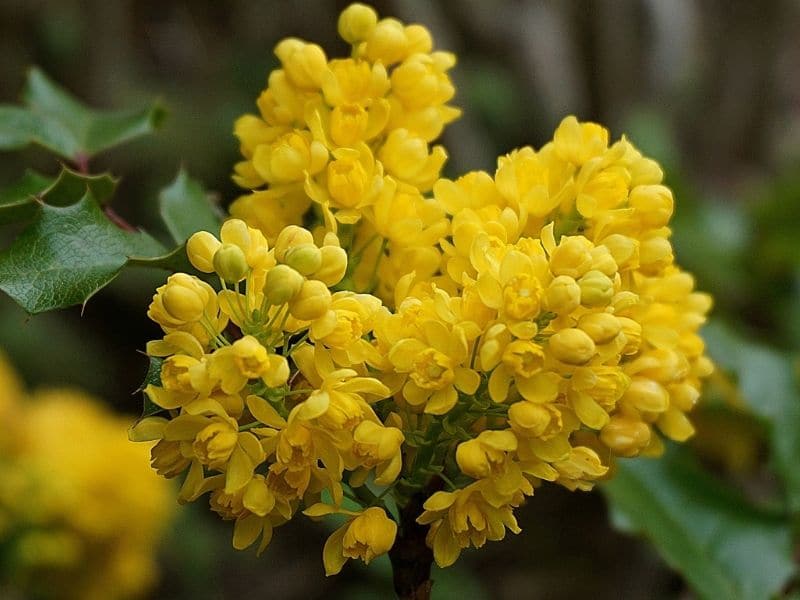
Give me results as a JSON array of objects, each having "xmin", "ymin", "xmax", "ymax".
[
  {"xmin": 42, "ymin": 167, "xmax": 118, "ymax": 206},
  {"xmin": 703, "ymin": 319, "xmax": 800, "ymax": 513},
  {"xmin": 159, "ymin": 169, "xmax": 222, "ymax": 243},
  {"xmin": 138, "ymin": 356, "xmax": 165, "ymax": 418},
  {"xmin": 0, "ymin": 191, "xmax": 165, "ymax": 314},
  {"xmin": 603, "ymin": 447, "xmax": 795, "ymax": 600},
  {"xmin": 0, "ymin": 67, "xmax": 165, "ymax": 162},
  {"xmin": 0, "ymin": 170, "xmax": 52, "ymax": 224}
]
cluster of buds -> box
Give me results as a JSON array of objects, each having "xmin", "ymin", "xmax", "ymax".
[{"xmin": 134, "ymin": 3, "xmax": 713, "ymax": 577}]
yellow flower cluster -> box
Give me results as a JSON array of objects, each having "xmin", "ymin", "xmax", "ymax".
[
  {"xmin": 136, "ymin": 2, "xmax": 713, "ymax": 576},
  {"xmin": 229, "ymin": 2, "xmax": 455, "ymax": 301},
  {"xmin": 136, "ymin": 218, "xmax": 405, "ymax": 573},
  {"xmin": 0, "ymin": 353, "xmax": 172, "ymax": 600}
]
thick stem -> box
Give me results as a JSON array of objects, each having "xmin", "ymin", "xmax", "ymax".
[{"xmin": 389, "ymin": 493, "xmax": 434, "ymax": 600}]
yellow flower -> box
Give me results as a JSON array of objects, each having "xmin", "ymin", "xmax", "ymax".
[
  {"xmin": 552, "ymin": 115, "xmax": 609, "ymax": 165},
  {"xmin": 456, "ymin": 430, "xmax": 517, "ymax": 480},
  {"xmin": 148, "ymin": 273, "xmax": 226, "ymax": 345},
  {"xmin": 252, "ymin": 130, "xmax": 328, "ymax": 185},
  {"xmin": 350, "ymin": 420, "xmax": 404, "ymax": 485},
  {"xmin": 378, "ymin": 129, "xmax": 447, "ymax": 192},
  {"xmin": 310, "ymin": 506, "xmax": 397, "ymax": 575},
  {"xmin": 386, "ymin": 316, "xmax": 480, "ymax": 415},
  {"xmin": 208, "ymin": 336, "xmax": 290, "ymax": 393},
  {"xmin": 418, "ymin": 481, "xmax": 524, "ymax": 567}
]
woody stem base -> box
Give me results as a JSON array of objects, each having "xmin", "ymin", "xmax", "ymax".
[{"xmin": 389, "ymin": 493, "xmax": 433, "ymax": 600}]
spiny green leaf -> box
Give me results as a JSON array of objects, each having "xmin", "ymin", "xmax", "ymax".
[
  {"xmin": 159, "ymin": 169, "xmax": 222, "ymax": 244},
  {"xmin": 0, "ymin": 170, "xmax": 52, "ymax": 224},
  {"xmin": 702, "ymin": 320, "xmax": 800, "ymax": 513},
  {"xmin": 0, "ymin": 167, "xmax": 118, "ymax": 226},
  {"xmin": 0, "ymin": 67, "xmax": 165, "ymax": 162},
  {"xmin": 0, "ymin": 191, "xmax": 165, "ymax": 314},
  {"xmin": 603, "ymin": 447, "xmax": 795, "ymax": 600},
  {"xmin": 41, "ymin": 167, "xmax": 118, "ymax": 206}
]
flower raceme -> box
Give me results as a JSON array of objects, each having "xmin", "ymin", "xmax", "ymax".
[{"xmin": 133, "ymin": 2, "xmax": 714, "ymax": 578}]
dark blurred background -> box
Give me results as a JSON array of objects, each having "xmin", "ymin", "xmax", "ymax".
[{"xmin": 1, "ymin": 0, "xmax": 798, "ymax": 598}]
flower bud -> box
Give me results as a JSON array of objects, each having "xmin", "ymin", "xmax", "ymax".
[
  {"xmin": 577, "ymin": 312, "xmax": 621, "ymax": 344},
  {"xmin": 549, "ymin": 236, "xmax": 593, "ymax": 278},
  {"xmin": 508, "ymin": 402, "xmax": 560, "ymax": 439},
  {"xmin": 213, "ymin": 243, "xmax": 249, "ymax": 283},
  {"xmin": 548, "ymin": 328, "xmax": 596, "ymax": 365},
  {"xmin": 338, "ymin": 3, "xmax": 378, "ymax": 44},
  {"xmin": 640, "ymin": 236, "xmax": 673, "ymax": 272},
  {"xmin": 160, "ymin": 275, "xmax": 208, "ymax": 323},
  {"xmin": 274, "ymin": 38, "xmax": 327, "ymax": 89},
  {"xmin": 545, "ymin": 275, "xmax": 581, "ymax": 313},
  {"xmin": 600, "ymin": 416, "xmax": 651, "ymax": 457},
  {"xmin": 289, "ymin": 279, "xmax": 332, "ymax": 321},
  {"xmin": 618, "ymin": 317, "xmax": 642, "ymax": 355},
  {"xmin": 187, "ymin": 231, "xmax": 221, "ymax": 273},
  {"xmin": 578, "ymin": 270, "xmax": 614, "ymax": 307},
  {"xmin": 263, "ymin": 264, "xmax": 304, "ymax": 305},
  {"xmin": 630, "ymin": 185, "xmax": 673, "ymax": 228},
  {"xmin": 313, "ymin": 245, "xmax": 348, "ymax": 286},
  {"xmin": 274, "ymin": 225, "xmax": 315, "ymax": 262},
  {"xmin": 283, "ymin": 243, "xmax": 323, "ymax": 275},
  {"xmin": 622, "ymin": 377, "xmax": 669, "ymax": 413}
]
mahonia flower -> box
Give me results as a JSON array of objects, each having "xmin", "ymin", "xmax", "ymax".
[
  {"xmin": 0, "ymin": 353, "xmax": 172, "ymax": 600},
  {"xmin": 133, "ymin": 2, "xmax": 714, "ymax": 580}
]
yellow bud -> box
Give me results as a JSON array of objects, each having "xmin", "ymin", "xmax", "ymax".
[
  {"xmin": 283, "ymin": 243, "xmax": 323, "ymax": 275},
  {"xmin": 274, "ymin": 225, "xmax": 315, "ymax": 262},
  {"xmin": 622, "ymin": 377, "xmax": 669, "ymax": 413},
  {"xmin": 618, "ymin": 317, "xmax": 642, "ymax": 355},
  {"xmin": 667, "ymin": 382, "xmax": 700, "ymax": 412},
  {"xmin": 365, "ymin": 18, "xmax": 407, "ymax": 65},
  {"xmin": 338, "ymin": 3, "xmax": 378, "ymax": 44},
  {"xmin": 455, "ymin": 438, "xmax": 490, "ymax": 479},
  {"xmin": 508, "ymin": 401, "xmax": 558, "ymax": 438},
  {"xmin": 639, "ymin": 236, "xmax": 673, "ymax": 272},
  {"xmin": 313, "ymin": 245, "xmax": 348, "ymax": 286},
  {"xmin": 274, "ymin": 38, "xmax": 327, "ymax": 89},
  {"xmin": 548, "ymin": 328, "xmax": 596, "ymax": 365},
  {"xmin": 577, "ymin": 312, "xmax": 621, "ymax": 344},
  {"xmin": 545, "ymin": 275, "xmax": 581, "ymax": 313},
  {"xmin": 549, "ymin": 236, "xmax": 593, "ymax": 278},
  {"xmin": 263, "ymin": 264, "xmax": 304, "ymax": 305},
  {"xmin": 578, "ymin": 270, "xmax": 614, "ymax": 307},
  {"xmin": 162, "ymin": 280, "xmax": 206, "ymax": 322},
  {"xmin": 600, "ymin": 416, "xmax": 651, "ymax": 457},
  {"xmin": 186, "ymin": 231, "xmax": 221, "ymax": 273},
  {"xmin": 289, "ymin": 279, "xmax": 332, "ymax": 321},
  {"xmin": 213, "ymin": 243, "xmax": 249, "ymax": 283},
  {"xmin": 629, "ymin": 185, "xmax": 673, "ymax": 228}
]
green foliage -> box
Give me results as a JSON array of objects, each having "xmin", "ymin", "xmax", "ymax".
[
  {"xmin": 0, "ymin": 191, "xmax": 164, "ymax": 314},
  {"xmin": 703, "ymin": 320, "xmax": 800, "ymax": 513},
  {"xmin": 159, "ymin": 169, "xmax": 222, "ymax": 243},
  {"xmin": 0, "ymin": 170, "xmax": 51, "ymax": 224},
  {"xmin": 604, "ymin": 447, "xmax": 795, "ymax": 600},
  {"xmin": 0, "ymin": 67, "xmax": 222, "ymax": 315},
  {"xmin": 0, "ymin": 67, "xmax": 165, "ymax": 162}
]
